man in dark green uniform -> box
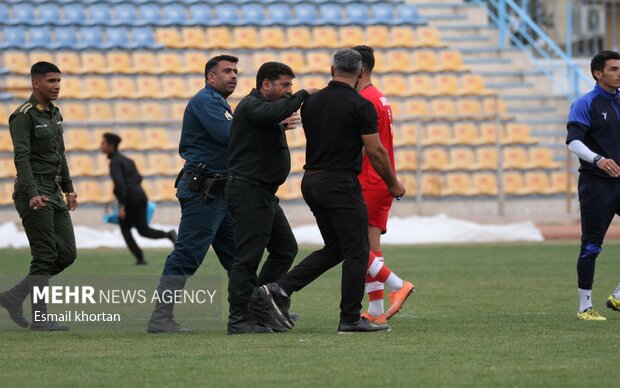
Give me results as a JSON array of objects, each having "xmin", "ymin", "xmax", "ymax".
[
  {"xmin": 0, "ymin": 62, "xmax": 78, "ymax": 331},
  {"xmin": 225, "ymin": 62, "xmax": 318, "ymax": 334}
]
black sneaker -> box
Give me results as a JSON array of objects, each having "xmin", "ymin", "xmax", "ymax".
[
  {"xmin": 248, "ymin": 289, "xmax": 289, "ymax": 332},
  {"xmin": 258, "ymin": 283, "xmax": 294, "ymax": 330},
  {"xmin": 337, "ymin": 317, "xmax": 391, "ymax": 334},
  {"xmin": 226, "ymin": 320, "xmax": 274, "ymax": 335}
]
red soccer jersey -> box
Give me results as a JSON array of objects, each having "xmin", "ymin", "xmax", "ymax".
[{"xmin": 358, "ymin": 84, "xmax": 395, "ymax": 190}]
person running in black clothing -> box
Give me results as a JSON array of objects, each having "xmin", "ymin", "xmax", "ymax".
[{"xmin": 100, "ymin": 133, "xmax": 176, "ymax": 265}]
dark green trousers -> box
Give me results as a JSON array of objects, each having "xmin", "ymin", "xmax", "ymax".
[{"xmin": 14, "ymin": 181, "xmax": 76, "ymax": 276}]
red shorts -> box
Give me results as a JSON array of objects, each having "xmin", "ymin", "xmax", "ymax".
[{"xmin": 362, "ymin": 189, "xmax": 393, "ymax": 234}]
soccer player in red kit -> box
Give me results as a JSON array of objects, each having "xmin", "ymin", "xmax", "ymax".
[{"xmin": 353, "ymin": 46, "xmax": 415, "ymax": 324}]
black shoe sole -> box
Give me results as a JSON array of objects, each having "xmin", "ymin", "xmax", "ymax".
[
  {"xmin": 606, "ymin": 299, "xmax": 620, "ymax": 312},
  {"xmin": 258, "ymin": 285, "xmax": 294, "ymax": 330}
]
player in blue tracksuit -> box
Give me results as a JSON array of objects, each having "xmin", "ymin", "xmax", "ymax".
[
  {"xmin": 147, "ymin": 55, "xmax": 239, "ymax": 333},
  {"xmin": 566, "ymin": 50, "xmax": 620, "ymax": 320}
]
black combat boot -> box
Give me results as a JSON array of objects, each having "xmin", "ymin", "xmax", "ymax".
[
  {"xmin": 226, "ymin": 304, "xmax": 273, "ymax": 335},
  {"xmin": 0, "ymin": 276, "xmax": 30, "ymax": 328}
]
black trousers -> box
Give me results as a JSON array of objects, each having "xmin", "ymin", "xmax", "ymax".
[
  {"xmin": 119, "ymin": 195, "xmax": 168, "ymax": 262},
  {"xmin": 226, "ymin": 176, "xmax": 298, "ymax": 307},
  {"xmin": 279, "ymin": 171, "xmax": 370, "ymax": 324}
]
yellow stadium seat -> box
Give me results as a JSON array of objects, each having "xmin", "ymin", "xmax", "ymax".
[
  {"xmin": 170, "ymin": 102, "xmax": 187, "ymax": 121},
  {"xmin": 161, "ymin": 77, "xmax": 191, "ymax": 99},
  {"xmin": 277, "ymin": 175, "xmax": 302, "ymax": 200},
  {"xmin": 549, "ymin": 171, "xmax": 576, "ymax": 194},
  {"xmin": 119, "ymin": 128, "xmax": 145, "ymax": 150},
  {"xmin": 364, "ymin": 26, "xmax": 389, "ymax": 48},
  {"xmin": 447, "ymin": 148, "xmax": 477, "ymax": 170},
  {"xmin": 135, "ymin": 76, "xmax": 163, "ymax": 99},
  {"xmin": 390, "ymin": 26, "xmax": 417, "ymax": 48},
  {"xmin": 81, "ymin": 52, "xmax": 109, "ymax": 74},
  {"xmin": 92, "ymin": 153, "xmax": 110, "ymax": 176},
  {"xmin": 4, "ymin": 51, "xmax": 29, "ymax": 74},
  {"xmin": 148, "ymin": 178, "xmax": 177, "ymax": 202},
  {"xmin": 126, "ymin": 153, "xmax": 150, "ymax": 175},
  {"xmin": 472, "ymin": 147, "xmax": 498, "ymax": 170},
  {"xmin": 483, "ymin": 97, "xmax": 511, "ymax": 119},
  {"xmin": 457, "ymin": 98, "xmax": 484, "ymax": 119},
  {"xmin": 503, "ymin": 172, "xmax": 529, "ymax": 195},
  {"xmin": 422, "ymin": 123, "xmax": 452, "ymax": 145},
  {"xmin": 55, "ymin": 52, "xmax": 83, "ymax": 74},
  {"xmin": 383, "ymin": 50, "xmax": 414, "ymax": 72},
  {"xmin": 182, "ymin": 52, "xmax": 208, "ymax": 74},
  {"xmin": 114, "ymin": 102, "xmax": 140, "ymax": 122},
  {"xmin": 299, "ymin": 76, "xmax": 328, "ymax": 90},
  {"xmin": 437, "ymin": 50, "xmax": 470, "ymax": 72},
  {"xmin": 371, "ymin": 51, "xmax": 388, "ymax": 73},
  {"xmin": 155, "ymin": 27, "xmax": 184, "ymax": 49},
  {"xmin": 390, "ymin": 100, "xmax": 402, "ymax": 117},
  {"xmin": 286, "ymin": 27, "xmax": 314, "ymax": 49},
  {"xmin": 527, "ymin": 148, "xmax": 562, "ymax": 169},
  {"xmin": 380, "ymin": 74, "xmax": 409, "ymax": 97},
  {"xmin": 83, "ymin": 76, "xmax": 111, "ymax": 99},
  {"xmin": 260, "ymin": 27, "xmax": 287, "ymax": 49},
  {"xmin": 394, "ymin": 149, "xmax": 417, "ymax": 171},
  {"xmin": 290, "ymin": 150, "xmax": 305, "ymax": 173},
  {"xmin": 408, "ymin": 75, "xmax": 434, "ymax": 97},
  {"xmin": 0, "ymin": 157, "xmax": 16, "ymax": 178},
  {"xmin": 59, "ymin": 76, "xmax": 84, "ymax": 99},
  {"xmin": 280, "ymin": 52, "xmax": 305, "ymax": 75},
  {"xmin": 181, "ymin": 27, "xmax": 209, "ymax": 50},
  {"xmin": 431, "ymin": 98, "xmax": 457, "ymax": 119},
  {"xmin": 30, "ymin": 52, "xmax": 54, "ymax": 66},
  {"xmin": 285, "ymin": 128, "xmax": 305, "ymax": 148},
  {"xmin": 253, "ymin": 52, "xmax": 279, "ymax": 70},
  {"xmin": 414, "ymin": 27, "xmax": 446, "ymax": 48},
  {"xmin": 68, "ymin": 155, "xmax": 98, "ymax": 177},
  {"xmin": 421, "ymin": 174, "xmax": 442, "ymax": 196},
  {"xmin": 0, "ymin": 182, "xmax": 15, "ymax": 205},
  {"xmin": 88, "ymin": 102, "xmax": 114, "ymax": 123},
  {"xmin": 187, "ymin": 77, "xmax": 205, "ymax": 94},
  {"xmin": 100, "ymin": 180, "xmax": 115, "ymax": 203},
  {"xmin": 503, "ymin": 123, "xmax": 538, "ymax": 145},
  {"xmin": 312, "ymin": 27, "xmax": 340, "ymax": 49},
  {"xmin": 204, "ymin": 27, "xmax": 233, "ymax": 49},
  {"xmin": 411, "ymin": 50, "xmax": 438, "ymax": 72},
  {"xmin": 140, "ymin": 102, "xmax": 166, "ymax": 121},
  {"xmin": 5, "ymin": 76, "xmax": 30, "ymax": 98},
  {"xmin": 0, "ymin": 130, "xmax": 13, "ymax": 152},
  {"xmin": 451, "ymin": 123, "xmax": 478, "ymax": 145},
  {"xmin": 339, "ymin": 26, "xmax": 365, "ymax": 48},
  {"xmin": 303, "ymin": 52, "xmax": 332, "ymax": 73},
  {"xmin": 403, "ymin": 100, "xmax": 431, "ymax": 120},
  {"xmin": 106, "ymin": 52, "xmax": 134, "ymax": 74},
  {"xmin": 74, "ymin": 180, "xmax": 105, "ymax": 204},
  {"xmin": 503, "ymin": 146, "xmax": 529, "ymax": 169},
  {"xmin": 524, "ymin": 171, "xmax": 552, "ymax": 195},
  {"xmin": 231, "ymin": 27, "xmax": 260, "ymax": 49},
  {"xmin": 443, "ymin": 173, "xmax": 475, "ymax": 196},
  {"xmin": 147, "ymin": 153, "xmax": 176, "ymax": 175},
  {"xmin": 394, "ymin": 124, "xmax": 418, "ymax": 146},
  {"xmin": 61, "ymin": 103, "xmax": 88, "ymax": 122},
  {"xmin": 471, "ymin": 172, "xmax": 498, "ymax": 195},
  {"xmin": 422, "ymin": 148, "xmax": 449, "ymax": 171},
  {"xmin": 144, "ymin": 128, "xmax": 176, "ymax": 150},
  {"xmin": 234, "ymin": 77, "xmax": 256, "ymax": 97},
  {"xmin": 132, "ymin": 52, "xmax": 160, "ymax": 74},
  {"xmin": 474, "ymin": 123, "xmax": 500, "ymax": 145},
  {"xmin": 459, "ymin": 74, "xmax": 495, "ymax": 96},
  {"xmin": 64, "ymin": 128, "xmax": 95, "ymax": 151},
  {"xmin": 399, "ymin": 173, "xmax": 417, "ymax": 196},
  {"xmin": 433, "ymin": 74, "xmax": 460, "ymax": 96},
  {"xmin": 110, "ymin": 77, "xmax": 138, "ymax": 99}
]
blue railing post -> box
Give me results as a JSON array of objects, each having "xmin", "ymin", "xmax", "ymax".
[{"xmin": 498, "ymin": 0, "xmax": 507, "ymax": 50}]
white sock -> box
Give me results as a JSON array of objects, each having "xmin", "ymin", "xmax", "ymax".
[
  {"xmin": 368, "ymin": 299, "xmax": 384, "ymax": 316},
  {"xmin": 385, "ymin": 273, "xmax": 404, "ymax": 291},
  {"xmin": 578, "ymin": 288, "xmax": 593, "ymax": 313},
  {"xmin": 367, "ymin": 256, "xmax": 384, "ymax": 277},
  {"xmin": 613, "ymin": 283, "xmax": 620, "ymax": 299}
]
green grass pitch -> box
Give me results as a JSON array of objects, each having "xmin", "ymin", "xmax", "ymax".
[{"xmin": 1, "ymin": 242, "xmax": 620, "ymax": 387}]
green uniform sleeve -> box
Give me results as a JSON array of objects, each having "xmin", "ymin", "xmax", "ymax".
[
  {"xmin": 9, "ymin": 112, "xmax": 39, "ymax": 199},
  {"xmin": 57, "ymin": 113, "xmax": 74, "ymax": 193}
]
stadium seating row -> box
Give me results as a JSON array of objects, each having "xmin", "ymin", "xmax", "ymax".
[
  {"xmin": 1, "ymin": 73, "xmax": 491, "ymax": 101},
  {"xmin": 393, "ymin": 122, "xmax": 538, "ymax": 146},
  {"xmin": 1, "ymin": 0, "xmax": 400, "ymax": 5},
  {"xmin": 2, "ymin": 46, "xmax": 462, "ymax": 78},
  {"xmin": 0, "ymin": 3, "xmax": 424, "ymax": 27}
]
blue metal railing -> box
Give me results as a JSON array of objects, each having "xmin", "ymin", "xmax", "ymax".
[{"xmin": 471, "ymin": 0, "xmax": 591, "ymax": 98}]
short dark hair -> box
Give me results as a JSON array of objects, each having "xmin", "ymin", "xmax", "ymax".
[
  {"xmin": 352, "ymin": 45, "xmax": 375, "ymax": 73},
  {"xmin": 102, "ymin": 132, "xmax": 122, "ymax": 150},
  {"xmin": 591, "ymin": 50, "xmax": 620, "ymax": 81},
  {"xmin": 255, "ymin": 62, "xmax": 295, "ymax": 90},
  {"xmin": 204, "ymin": 55, "xmax": 239, "ymax": 79},
  {"xmin": 30, "ymin": 61, "xmax": 61, "ymax": 77}
]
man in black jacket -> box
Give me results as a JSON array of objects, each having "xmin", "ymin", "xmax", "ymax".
[
  {"xmin": 225, "ymin": 62, "xmax": 317, "ymax": 334},
  {"xmin": 100, "ymin": 133, "xmax": 176, "ymax": 265}
]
